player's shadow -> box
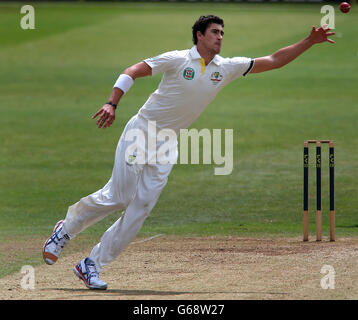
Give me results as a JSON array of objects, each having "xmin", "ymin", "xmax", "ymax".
[
  {"xmin": 48, "ymin": 288, "xmax": 189, "ymax": 296},
  {"xmin": 45, "ymin": 288, "xmax": 288, "ymax": 297}
]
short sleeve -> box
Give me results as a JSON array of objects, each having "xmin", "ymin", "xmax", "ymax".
[
  {"xmin": 143, "ymin": 50, "xmax": 181, "ymax": 76},
  {"xmin": 224, "ymin": 57, "xmax": 255, "ymax": 82}
]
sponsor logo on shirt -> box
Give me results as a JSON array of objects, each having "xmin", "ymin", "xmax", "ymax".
[
  {"xmin": 126, "ymin": 154, "xmax": 137, "ymax": 166},
  {"xmin": 210, "ymin": 71, "xmax": 223, "ymax": 84},
  {"xmin": 183, "ymin": 67, "xmax": 195, "ymax": 80}
]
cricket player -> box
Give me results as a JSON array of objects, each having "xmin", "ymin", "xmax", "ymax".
[{"xmin": 43, "ymin": 15, "xmax": 334, "ymax": 289}]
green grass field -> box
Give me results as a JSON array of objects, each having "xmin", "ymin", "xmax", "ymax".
[{"xmin": 1, "ymin": 1, "xmax": 357, "ymax": 277}]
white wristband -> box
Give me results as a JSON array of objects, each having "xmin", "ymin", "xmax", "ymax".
[{"xmin": 113, "ymin": 74, "xmax": 134, "ymax": 93}]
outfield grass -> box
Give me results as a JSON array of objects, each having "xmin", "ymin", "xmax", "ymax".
[{"xmin": 1, "ymin": 2, "xmax": 357, "ymax": 276}]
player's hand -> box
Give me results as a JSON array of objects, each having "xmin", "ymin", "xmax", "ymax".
[
  {"xmin": 92, "ymin": 104, "xmax": 116, "ymax": 129},
  {"xmin": 309, "ymin": 25, "xmax": 335, "ymax": 44}
]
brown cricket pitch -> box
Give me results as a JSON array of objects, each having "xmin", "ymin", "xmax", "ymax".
[{"xmin": 1, "ymin": 236, "xmax": 358, "ymax": 300}]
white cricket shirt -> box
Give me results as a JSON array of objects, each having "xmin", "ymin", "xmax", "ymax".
[{"xmin": 138, "ymin": 45, "xmax": 254, "ymax": 134}]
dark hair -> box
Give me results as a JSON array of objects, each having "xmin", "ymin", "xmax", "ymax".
[{"xmin": 192, "ymin": 15, "xmax": 224, "ymax": 45}]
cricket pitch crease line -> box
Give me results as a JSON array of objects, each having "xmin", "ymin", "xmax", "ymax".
[{"xmin": 131, "ymin": 234, "xmax": 163, "ymax": 245}]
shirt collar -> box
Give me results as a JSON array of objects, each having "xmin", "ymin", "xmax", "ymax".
[{"xmin": 189, "ymin": 45, "xmax": 221, "ymax": 66}]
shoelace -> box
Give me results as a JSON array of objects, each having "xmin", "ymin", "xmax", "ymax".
[
  {"xmin": 49, "ymin": 228, "xmax": 68, "ymax": 253},
  {"xmin": 85, "ymin": 259, "xmax": 99, "ymax": 282}
]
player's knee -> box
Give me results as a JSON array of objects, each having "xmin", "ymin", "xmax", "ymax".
[{"xmin": 108, "ymin": 187, "xmax": 137, "ymax": 208}]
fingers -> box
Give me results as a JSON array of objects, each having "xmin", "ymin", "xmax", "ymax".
[
  {"xmin": 97, "ymin": 116, "xmax": 106, "ymax": 128},
  {"xmin": 316, "ymin": 25, "xmax": 332, "ymax": 34},
  {"xmin": 97, "ymin": 116, "xmax": 113, "ymax": 128},
  {"xmin": 99, "ymin": 114, "xmax": 115, "ymax": 129},
  {"xmin": 96, "ymin": 113, "xmax": 105, "ymax": 126},
  {"xmin": 97, "ymin": 114, "xmax": 112, "ymax": 128},
  {"xmin": 103, "ymin": 116, "xmax": 115, "ymax": 129},
  {"xmin": 92, "ymin": 108, "xmax": 103, "ymax": 119},
  {"xmin": 320, "ymin": 24, "xmax": 329, "ymax": 30},
  {"xmin": 94, "ymin": 106, "xmax": 115, "ymax": 129},
  {"xmin": 324, "ymin": 30, "xmax": 335, "ymax": 44},
  {"xmin": 310, "ymin": 25, "xmax": 335, "ymax": 44}
]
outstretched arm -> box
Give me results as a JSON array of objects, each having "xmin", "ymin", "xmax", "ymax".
[
  {"xmin": 250, "ymin": 26, "xmax": 335, "ymax": 74},
  {"xmin": 92, "ymin": 61, "xmax": 152, "ymax": 129}
]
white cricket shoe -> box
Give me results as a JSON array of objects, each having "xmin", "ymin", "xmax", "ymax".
[
  {"xmin": 42, "ymin": 220, "xmax": 70, "ymax": 265},
  {"xmin": 73, "ymin": 257, "xmax": 108, "ymax": 290}
]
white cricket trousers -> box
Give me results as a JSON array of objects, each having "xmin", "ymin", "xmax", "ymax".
[{"xmin": 62, "ymin": 115, "xmax": 175, "ymax": 272}]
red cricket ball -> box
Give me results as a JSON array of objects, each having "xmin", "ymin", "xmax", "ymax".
[{"xmin": 340, "ymin": 2, "xmax": 351, "ymax": 13}]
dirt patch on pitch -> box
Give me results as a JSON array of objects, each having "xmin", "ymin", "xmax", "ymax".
[{"xmin": 1, "ymin": 236, "xmax": 358, "ymax": 300}]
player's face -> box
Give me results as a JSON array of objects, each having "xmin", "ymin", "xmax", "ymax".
[{"xmin": 199, "ymin": 23, "xmax": 224, "ymax": 54}]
